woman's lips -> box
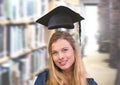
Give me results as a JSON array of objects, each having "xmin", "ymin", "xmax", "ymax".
[{"xmin": 59, "ymin": 60, "xmax": 67, "ymax": 66}]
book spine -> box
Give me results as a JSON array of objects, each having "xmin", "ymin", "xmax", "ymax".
[{"xmin": 0, "ymin": 26, "xmax": 4, "ymax": 58}]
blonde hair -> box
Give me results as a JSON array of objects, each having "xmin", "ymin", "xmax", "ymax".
[{"xmin": 47, "ymin": 31, "xmax": 87, "ymax": 85}]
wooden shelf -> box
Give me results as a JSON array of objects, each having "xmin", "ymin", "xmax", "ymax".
[
  {"xmin": 9, "ymin": 44, "xmax": 46, "ymax": 58},
  {"xmin": 9, "ymin": 20, "xmax": 35, "ymax": 25},
  {"xmin": 0, "ymin": 20, "xmax": 35, "ymax": 25},
  {"xmin": 30, "ymin": 44, "xmax": 46, "ymax": 51},
  {"xmin": 0, "ymin": 20, "xmax": 9, "ymax": 25},
  {"xmin": 0, "ymin": 56, "xmax": 10, "ymax": 64},
  {"xmin": 0, "ymin": 44, "xmax": 46, "ymax": 64},
  {"xmin": 10, "ymin": 49, "xmax": 32, "ymax": 58}
]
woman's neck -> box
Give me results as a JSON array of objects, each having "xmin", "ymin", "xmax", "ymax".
[
  {"xmin": 63, "ymin": 69, "xmax": 73, "ymax": 81},
  {"xmin": 61, "ymin": 67, "xmax": 74, "ymax": 85}
]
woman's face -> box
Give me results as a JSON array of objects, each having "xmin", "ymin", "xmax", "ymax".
[{"xmin": 51, "ymin": 39, "xmax": 75, "ymax": 71}]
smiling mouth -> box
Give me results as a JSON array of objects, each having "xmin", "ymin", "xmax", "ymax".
[{"xmin": 59, "ymin": 60, "xmax": 67, "ymax": 66}]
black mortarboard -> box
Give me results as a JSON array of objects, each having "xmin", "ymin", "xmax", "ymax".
[{"xmin": 36, "ymin": 6, "xmax": 84, "ymax": 29}]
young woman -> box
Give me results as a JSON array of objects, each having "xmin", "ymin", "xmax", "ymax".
[{"xmin": 34, "ymin": 31, "xmax": 98, "ymax": 85}]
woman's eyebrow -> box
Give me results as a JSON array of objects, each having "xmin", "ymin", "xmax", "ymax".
[
  {"xmin": 52, "ymin": 50, "xmax": 56, "ymax": 52},
  {"xmin": 62, "ymin": 46, "xmax": 69, "ymax": 48}
]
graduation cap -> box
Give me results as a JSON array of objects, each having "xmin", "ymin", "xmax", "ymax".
[{"xmin": 36, "ymin": 6, "xmax": 84, "ymax": 39}]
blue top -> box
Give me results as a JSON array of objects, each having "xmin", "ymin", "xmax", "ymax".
[{"xmin": 34, "ymin": 69, "xmax": 98, "ymax": 85}]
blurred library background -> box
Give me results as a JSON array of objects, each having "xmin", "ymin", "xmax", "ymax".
[{"xmin": 0, "ymin": 0, "xmax": 120, "ymax": 85}]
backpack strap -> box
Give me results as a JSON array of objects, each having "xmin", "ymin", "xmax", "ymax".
[{"xmin": 87, "ymin": 78, "xmax": 98, "ymax": 85}]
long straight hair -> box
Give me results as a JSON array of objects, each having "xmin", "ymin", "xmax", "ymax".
[{"xmin": 47, "ymin": 31, "xmax": 87, "ymax": 85}]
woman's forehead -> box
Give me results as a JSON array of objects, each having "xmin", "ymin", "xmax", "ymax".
[{"xmin": 51, "ymin": 39, "xmax": 71, "ymax": 50}]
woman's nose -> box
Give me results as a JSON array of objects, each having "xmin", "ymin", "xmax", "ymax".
[{"xmin": 58, "ymin": 52, "xmax": 64, "ymax": 59}]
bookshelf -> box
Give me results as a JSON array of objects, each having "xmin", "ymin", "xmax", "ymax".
[
  {"xmin": 0, "ymin": 0, "xmax": 82, "ymax": 85},
  {"xmin": 0, "ymin": 0, "xmax": 49, "ymax": 85},
  {"xmin": 0, "ymin": 20, "xmax": 48, "ymax": 85}
]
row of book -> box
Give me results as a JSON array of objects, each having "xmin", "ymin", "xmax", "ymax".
[
  {"xmin": 0, "ymin": 26, "xmax": 4, "ymax": 57},
  {"xmin": 0, "ymin": 0, "xmax": 35, "ymax": 20},
  {"xmin": 0, "ymin": 23, "xmax": 45, "ymax": 58},
  {"xmin": 0, "ymin": 0, "xmax": 49, "ymax": 20},
  {"xmin": 0, "ymin": 0, "xmax": 49, "ymax": 85},
  {"xmin": 0, "ymin": 48, "xmax": 47, "ymax": 85}
]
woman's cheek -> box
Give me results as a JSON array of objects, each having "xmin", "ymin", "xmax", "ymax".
[{"xmin": 52, "ymin": 56, "xmax": 58, "ymax": 62}]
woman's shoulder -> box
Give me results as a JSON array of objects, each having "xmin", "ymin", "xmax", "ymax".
[
  {"xmin": 34, "ymin": 68, "xmax": 49, "ymax": 85},
  {"xmin": 37, "ymin": 68, "xmax": 49, "ymax": 77},
  {"xmin": 87, "ymin": 78, "xmax": 98, "ymax": 85},
  {"xmin": 34, "ymin": 69, "xmax": 98, "ymax": 85}
]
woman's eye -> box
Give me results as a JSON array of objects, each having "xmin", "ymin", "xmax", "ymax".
[
  {"xmin": 63, "ymin": 48, "xmax": 68, "ymax": 52},
  {"xmin": 52, "ymin": 51, "xmax": 58, "ymax": 55}
]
